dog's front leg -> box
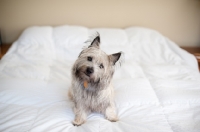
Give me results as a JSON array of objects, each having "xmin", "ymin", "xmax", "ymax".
[
  {"xmin": 104, "ymin": 104, "xmax": 118, "ymax": 122},
  {"xmin": 72, "ymin": 105, "xmax": 87, "ymax": 126}
]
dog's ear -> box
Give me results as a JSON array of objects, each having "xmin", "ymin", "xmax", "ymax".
[
  {"xmin": 89, "ymin": 35, "xmax": 100, "ymax": 48},
  {"xmin": 109, "ymin": 52, "xmax": 122, "ymax": 65}
]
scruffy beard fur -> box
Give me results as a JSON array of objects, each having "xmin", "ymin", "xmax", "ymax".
[{"xmin": 68, "ymin": 33, "xmax": 123, "ymax": 126}]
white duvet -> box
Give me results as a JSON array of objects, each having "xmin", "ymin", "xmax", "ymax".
[{"xmin": 0, "ymin": 25, "xmax": 200, "ymax": 132}]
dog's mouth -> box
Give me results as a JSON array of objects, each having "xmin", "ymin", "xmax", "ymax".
[
  {"xmin": 82, "ymin": 77, "xmax": 100, "ymax": 89},
  {"xmin": 75, "ymin": 68, "xmax": 99, "ymax": 85},
  {"xmin": 75, "ymin": 70, "xmax": 101, "ymax": 89},
  {"xmin": 83, "ymin": 72, "xmax": 95, "ymax": 83},
  {"xmin": 80, "ymin": 71, "xmax": 100, "ymax": 84},
  {"xmin": 77, "ymin": 71, "xmax": 92, "ymax": 82},
  {"xmin": 84, "ymin": 72, "xmax": 91, "ymax": 77}
]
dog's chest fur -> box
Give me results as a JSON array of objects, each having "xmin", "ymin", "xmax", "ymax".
[{"xmin": 75, "ymin": 84, "xmax": 113, "ymax": 113}]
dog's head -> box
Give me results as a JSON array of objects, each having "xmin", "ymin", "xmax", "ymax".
[{"xmin": 72, "ymin": 33, "xmax": 123, "ymax": 89}]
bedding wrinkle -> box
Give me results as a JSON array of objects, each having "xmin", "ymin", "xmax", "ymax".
[
  {"xmin": 28, "ymin": 109, "xmax": 40, "ymax": 132},
  {"xmin": 142, "ymin": 64, "xmax": 200, "ymax": 131},
  {"xmin": 141, "ymin": 69, "xmax": 175, "ymax": 132}
]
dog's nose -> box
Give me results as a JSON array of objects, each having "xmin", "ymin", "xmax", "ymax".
[{"xmin": 86, "ymin": 67, "xmax": 94, "ymax": 75}]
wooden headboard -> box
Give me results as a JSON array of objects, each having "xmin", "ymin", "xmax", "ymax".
[{"xmin": 0, "ymin": 0, "xmax": 200, "ymax": 47}]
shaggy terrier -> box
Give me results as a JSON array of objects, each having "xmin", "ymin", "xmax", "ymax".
[{"xmin": 68, "ymin": 33, "xmax": 123, "ymax": 126}]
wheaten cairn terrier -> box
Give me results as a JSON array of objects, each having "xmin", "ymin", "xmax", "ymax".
[{"xmin": 68, "ymin": 33, "xmax": 123, "ymax": 126}]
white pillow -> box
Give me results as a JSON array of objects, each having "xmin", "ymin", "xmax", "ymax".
[
  {"xmin": 53, "ymin": 25, "xmax": 88, "ymax": 48},
  {"xmin": 18, "ymin": 26, "xmax": 53, "ymax": 46},
  {"xmin": 90, "ymin": 28, "xmax": 128, "ymax": 47}
]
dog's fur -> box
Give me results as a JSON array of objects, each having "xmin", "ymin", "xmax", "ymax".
[{"xmin": 68, "ymin": 33, "xmax": 122, "ymax": 126}]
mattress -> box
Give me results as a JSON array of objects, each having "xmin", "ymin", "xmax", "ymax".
[{"xmin": 0, "ymin": 25, "xmax": 200, "ymax": 132}]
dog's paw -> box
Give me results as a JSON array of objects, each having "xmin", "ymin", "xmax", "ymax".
[
  {"xmin": 109, "ymin": 118, "xmax": 118, "ymax": 122},
  {"xmin": 72, "ymin": 120, "xmax": 84, "ymax": 126},
  {"xmin": 107, "ymin": 117, "xmax": 118, "ymax": 122}
]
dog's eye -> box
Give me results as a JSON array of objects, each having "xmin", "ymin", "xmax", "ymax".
[
  {"xmin": 87, "ymin": 57, "xmax": 92, "ymax": 61},
  {"xmin": 99, "ymin": 64, "xmax": 104, "ymax": 69}
]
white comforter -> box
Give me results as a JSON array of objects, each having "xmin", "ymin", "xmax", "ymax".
[{"xmin": 0, "ymin": 25, "xmax": 200, "ymax": 132}]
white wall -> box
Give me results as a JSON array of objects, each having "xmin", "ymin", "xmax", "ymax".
[{"xmin": 0, "ymin": 0, "xmax": 200, "ymax": 46}]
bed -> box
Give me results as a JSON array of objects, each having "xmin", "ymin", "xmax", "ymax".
[{"xmin": 0, "ymin": 25, "xmax": 200, "ymax": 132}]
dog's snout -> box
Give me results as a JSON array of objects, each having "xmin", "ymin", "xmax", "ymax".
[{"xmin": 86, "ymin": 67, "xmax": 94, "ymax": 75}]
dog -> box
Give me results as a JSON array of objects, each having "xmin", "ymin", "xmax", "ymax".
[{"xmin": 68, "ymin": 33, "xmax": 123, "ymax": 126}]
